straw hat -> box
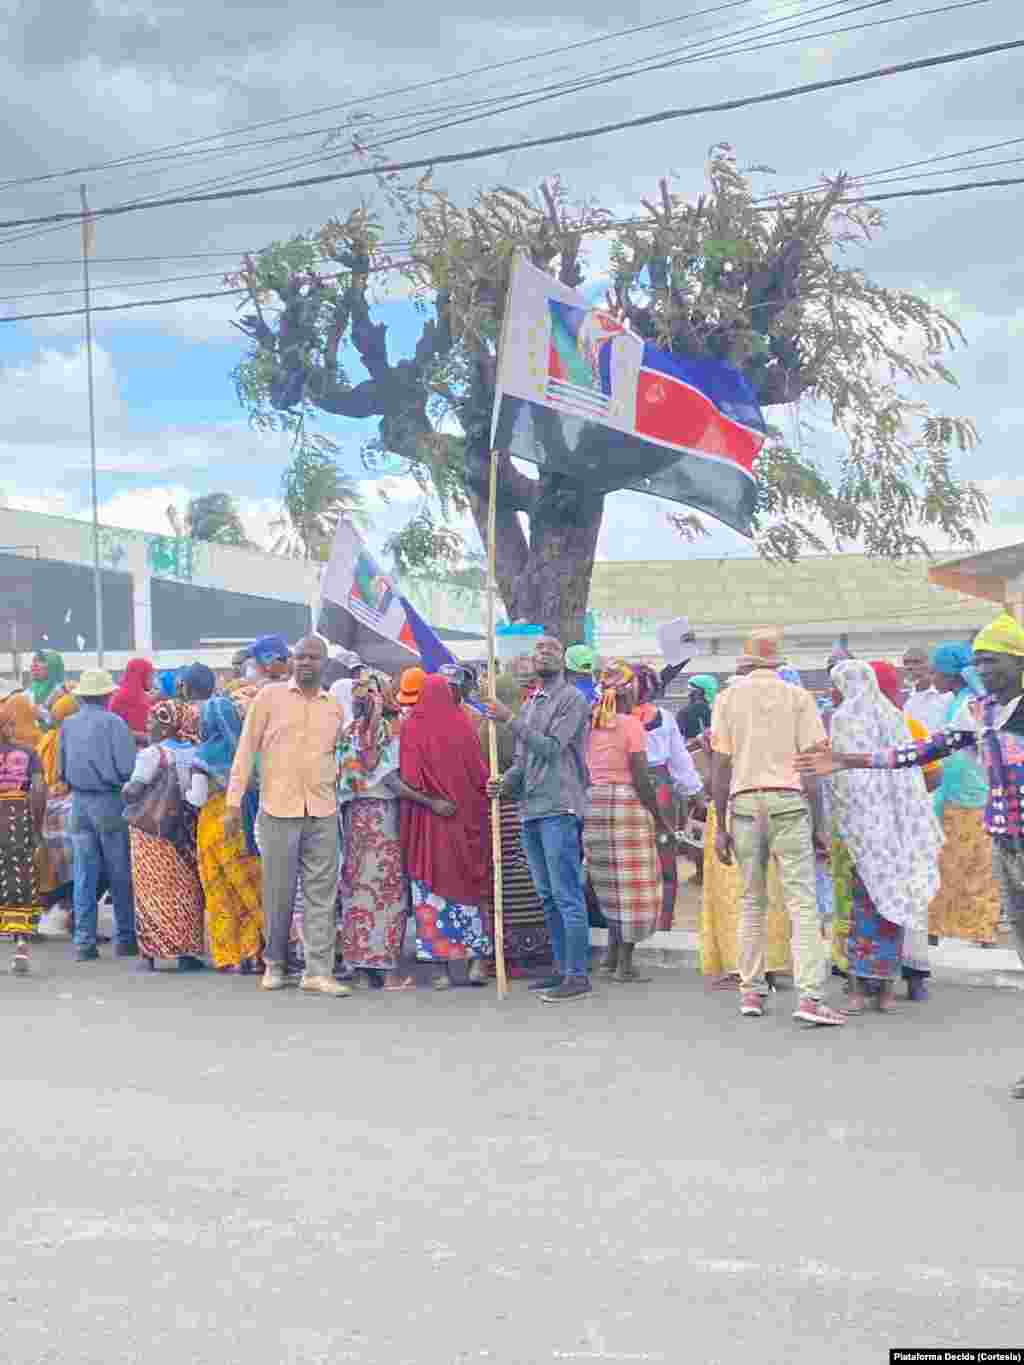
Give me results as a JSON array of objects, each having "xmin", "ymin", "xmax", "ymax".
[
  {"xmin": 75, "ymin": 668, "xmax": 117, "ymax": 698},
  {"xmin": 737, "ymin": 628, "xmax": 786, "ymax": 669}
]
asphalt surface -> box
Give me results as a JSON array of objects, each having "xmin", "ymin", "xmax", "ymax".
[{"xmin": 3, "ymin": 942, "xmax": 1023, "ymax": 1365}]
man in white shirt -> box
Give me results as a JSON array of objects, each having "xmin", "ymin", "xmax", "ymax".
[{"xmin": 902, "ymin": 645, "xmax": 949, "ymax": 734}]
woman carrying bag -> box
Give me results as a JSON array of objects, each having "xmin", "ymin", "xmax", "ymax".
[{"xmin": 122, "ymin": 700, "xmax": 206, "ymax": 971}]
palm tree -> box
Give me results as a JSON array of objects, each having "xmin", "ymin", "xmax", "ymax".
[
  {"xmin": 181, "ymin": 492, "xmax": 250, "ymax": 547},
  {"xmin": 271, "ymin": 441, "xmax": 363, "ymax": 561}
]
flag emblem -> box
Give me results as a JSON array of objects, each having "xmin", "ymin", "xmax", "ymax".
[{"xmin": 546, "ymin": 302, "xmax": 626, "ymax": 418}]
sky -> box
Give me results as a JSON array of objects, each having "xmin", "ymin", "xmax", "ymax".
[{"xmin": 0, "ymin": 0, "xmax": 1021, "ymax": 572}]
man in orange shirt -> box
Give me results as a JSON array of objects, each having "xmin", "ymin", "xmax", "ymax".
[
  {"xmin": 226, "ymin": 636, "xmax": 349, "ymax": 997},
  {"xmin": 711, "ymin": 627, "xmax": 845, "ymax": 1027}
]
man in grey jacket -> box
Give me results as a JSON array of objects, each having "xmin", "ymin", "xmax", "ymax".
[{"xmin": 484, "ymin": 636, "xmax": 593, "ymax": 1002}]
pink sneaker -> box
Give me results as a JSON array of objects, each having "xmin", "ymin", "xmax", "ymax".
[
  {"xmin": 793, "ymin": 997, "xmax": 845, "ymax": 1026},
  {"xmin": 740, "ymin": 991, "xmax": 764, "ymax": 1017}
]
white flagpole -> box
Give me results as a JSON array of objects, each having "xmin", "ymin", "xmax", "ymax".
[{"xmin": 80, "ymin": 184, "xmax": 104, "ymax": 668}]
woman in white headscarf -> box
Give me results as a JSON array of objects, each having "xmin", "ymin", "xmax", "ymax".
[{"xmin": 827, "ymin": 661, "xmax": 943, "ymax": 1013}]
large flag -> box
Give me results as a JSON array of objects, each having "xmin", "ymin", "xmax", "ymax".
[
  {"xmin": 491, "ymin": 256, "xmax": 766, "ymax": 536},
  {"xmin": 317, "ymin": 519, "xmax": 419, "ymax": 674}
]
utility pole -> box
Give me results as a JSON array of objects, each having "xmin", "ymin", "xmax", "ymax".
[{"xmin": 80, "ymin": 183, "xmax": 104, "ymax": 667}]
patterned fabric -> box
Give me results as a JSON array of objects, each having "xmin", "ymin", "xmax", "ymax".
[
  {"xmin": 0, "ymin": 793, "xmax": 42, "ymax": 935},
  {"xmin": 583, "ymin": 783, "xmax": 661, "ymax": 943},
  {"xmin": 490, "ymin": 795, "xmax": 552, "ymax": 963},
  {"xmin": 129, "ymin": 827, "xmax": 205, "ymax": 959},
  {"xmin": 41, "ymin": 794, "xmax": 74, "ymax": 892},
  {"xmin": 152, "ymin": 699, "xmax": 200, "ymax": 744},
  {"xmin": 701, "ymin": 804, "xmax": 792, "ymax": 975},
  {"xmin": 197, "ymin": 789, "xmax": 263, "ymax": 968},
  {"xmin": 338, "ymin": 797, "xmax": 408, "ymax": 969},
  {"xmin": 928, "ymin": 803, "xmax": 1001, "ymax": 944},
  {"xmin": 845, "ymin": 860, "xmax": 905, "ymax": 981},
  {"xmin": 829, "ymin": 661, "xmax": 942, "ymax": 933},
  {"xmin": 411, "ymin": 878, "xmax": 493, "ymax": 961},
  {"xmin": 871, "ymin": 698, "xmax": 1024, "ymax": 837}
]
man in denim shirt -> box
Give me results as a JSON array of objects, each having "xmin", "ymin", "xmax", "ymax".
[
  {"xmin": 59, "ymin": 669, "xmax": 138, "ymax": 962},
  {"xmin": 484, "ymin": 637, "xmax": 592, "ymax": 1002}
]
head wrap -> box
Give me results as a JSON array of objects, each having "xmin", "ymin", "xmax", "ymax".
[
  {"xmin": 565, "ymin": 644, "xmax": 596, "ymax": 674},
  {"xmin": 633, "ymin": 664, "xmax": 662, "ymax": 704},
  {"xmin": 157, "ymin": 669, "xmax": 181, "ymax": 700},
  {"xmin": 868, "ymin": 660, "xmax": 904, "ymax": 710},
  {"xmin": 737, "ymin": 627, "xmax": 785, "ymax": 670},
  {"xmin": 973, "ymin": 612, "xmax": 1024, "ymax": 658},
  {"xmin": 399, "ymin": 674, "xmax": 490, "ymax": 907},
  {"xmin": 250, "ymin": 634, "xmax": 291, "ymax": 666},
  {"xmin": 688, "ymin": 674, "xmax": 719, "ymax": 705},
  {"xmin": 776, "ymin": 665, "xmax": 803, "ymax": 688},
  {"xmin": 830, "ymin": 660, "xmax": 942, "ymax": 932},
  {"xmin": 351, "ymin": 670, "xmax": 396, "ymax": 776},
  {"xmin": 594, "ymin": 661, "xmax": 635, "ymax": 730},
  {"xmin": 51, "ymin": 693, "xmax": 79, "ymax": 726},
  {"xmin": 930, "ymin": 640, "xmax": 973, "ymax": 679},
  {"xmin": 193, "ymin": 696, "xmax": 243, "ymax": 784},
  {"xmin": 397, "ymin": 666, "xmax": 426, "ymax": 706},
  {"xmin": 152, "ymin": 699, "xmax": 200, "ymax": 744},
  {"xmin": 182, "ymin": 662, "xmax": 216, "ymax": 701},
  {"xmin": 0, "ymin": 694, "xmax": 41, "ymax": 748},
  {"xmin": 109, "ymin": 658, "xmax": 155, "ymax": 734},
  {"xmin": 30, "ymin": 650, "xmax": 65, "ymax": 708}
]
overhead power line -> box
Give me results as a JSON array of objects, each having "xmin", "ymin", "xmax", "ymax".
[
  {"xmin": 103, "ymin": 0, "xmax": 992, "ymax": 216},
  {"xmin": 0, "ymin": 288, "xmax": 247, "ymax": 324},
  {"xmin": 0, "ymin": 0, "xmax": 769, "ymax": 195},
  {"xmin": 0, "ymin": 37, "xmax": 1018, "ymax": 235},
  {"xmin": 0, "ymin": 127, "xmax": 1016, "ymax": 280},
  {"xmin": 1, "ymin": 172, "xmax": 1022, "ymax": 326}
]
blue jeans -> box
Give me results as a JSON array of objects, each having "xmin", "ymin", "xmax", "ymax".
[
  {"xmin": 520, "ymin": 814, "xmax": 590, "ymax": 978},
  {"xmin": 71, "ymin": 792, "xmax": 136, "ymax": 951}
]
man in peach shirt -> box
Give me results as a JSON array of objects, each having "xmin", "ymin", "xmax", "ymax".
[
  {"xmin": 711, "ymin": 627, "xmax": 845, "ymax": 1028},
  {"xmin": 226, "ymin": 636, "xmax": 349, "ymax": 997}
]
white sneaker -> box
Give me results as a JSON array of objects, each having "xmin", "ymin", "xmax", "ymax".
[
  {"xmin": 299, "ymin": 974, "xmax": 351, "ymax": 998},
  {"xmin": 261, "ymin": 965, "xmax": 287, "ymax": 991}
]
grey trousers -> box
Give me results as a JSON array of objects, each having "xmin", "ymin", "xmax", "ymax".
[
  {"xmin": 257, "ymin": 811, "xmax": 339, "ymax": 977},
  {"xmin": 994, "ymin": 837, "xmax": 1024, "ymax": 967}
]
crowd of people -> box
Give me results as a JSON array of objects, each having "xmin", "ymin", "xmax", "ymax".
[{"xmin": 1, "ymin": 612, "xmax": 1022, "ymax": 1084}]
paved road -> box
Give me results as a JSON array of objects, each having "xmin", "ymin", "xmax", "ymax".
[{"xmin": 3, "ymin": 943, "xmax": 1023, "ymax": 1365}]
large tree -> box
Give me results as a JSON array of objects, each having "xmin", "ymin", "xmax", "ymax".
[{"xmin": 230, "ymin": 149, "xmax": 985, "ymax": 642}]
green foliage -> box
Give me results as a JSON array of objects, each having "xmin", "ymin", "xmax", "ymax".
[
  {"xmin": 185, "ymin": 492, "xmax": 249, "ymax": 547},
  {"xmin": 229, "ymin": 150, "xmax": 986, "ymax": 604},
  {"xmin": 270, "ymin": 431, "xmax": 364, "ymax": 562}
]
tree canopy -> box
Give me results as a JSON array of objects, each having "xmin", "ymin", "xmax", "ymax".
[
  {"xmin": 230, "ymin": 147, "xmax": 986, "ymax": 641},
  {"xmin": 183, "ymin": 492, "xmax": 249, "ymax": 547}
]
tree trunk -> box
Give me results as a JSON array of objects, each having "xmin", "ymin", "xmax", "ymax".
[
  {"xmin": 510, "ymin": 480, "xmax": 604, "ymax": 645},
  {"xmin": 465, "ymin": 470, "xmax": 603, "ymax": 645}
]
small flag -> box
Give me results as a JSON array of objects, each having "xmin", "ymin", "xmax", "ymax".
[{"xmin": 491, "ymin": 256, "xmax": 767, "ymax": 537}]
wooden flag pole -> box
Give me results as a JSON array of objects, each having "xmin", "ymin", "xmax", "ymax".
[{"xmin": 486, "ymin": 445, "xmax": 508, "ymax": 1000}]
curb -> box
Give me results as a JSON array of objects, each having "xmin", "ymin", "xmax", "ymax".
[{"xmin": 589, "ymin": 929, "xmax": 1024, "ymax": 992}]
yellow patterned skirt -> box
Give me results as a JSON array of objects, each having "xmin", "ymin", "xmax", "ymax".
[
  {"xmin": 0, "ymin": 792, "xmax": 42, "ymax": 936},
  {"xmin": 197, "ymin": 790, "xmax": 264, "ymax": 968},
  {"xmin": 701, "ymin": 804, "xmax": 792, "ymax": 976},
  {"xmin": 928, "ymin": 803, "xmax": 1001, "ymax": 944}
]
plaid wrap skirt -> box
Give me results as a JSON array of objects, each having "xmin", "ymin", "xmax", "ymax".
[{"xmin": 583, "ymin": 783, "xmax": 661, "ymax": 943}]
